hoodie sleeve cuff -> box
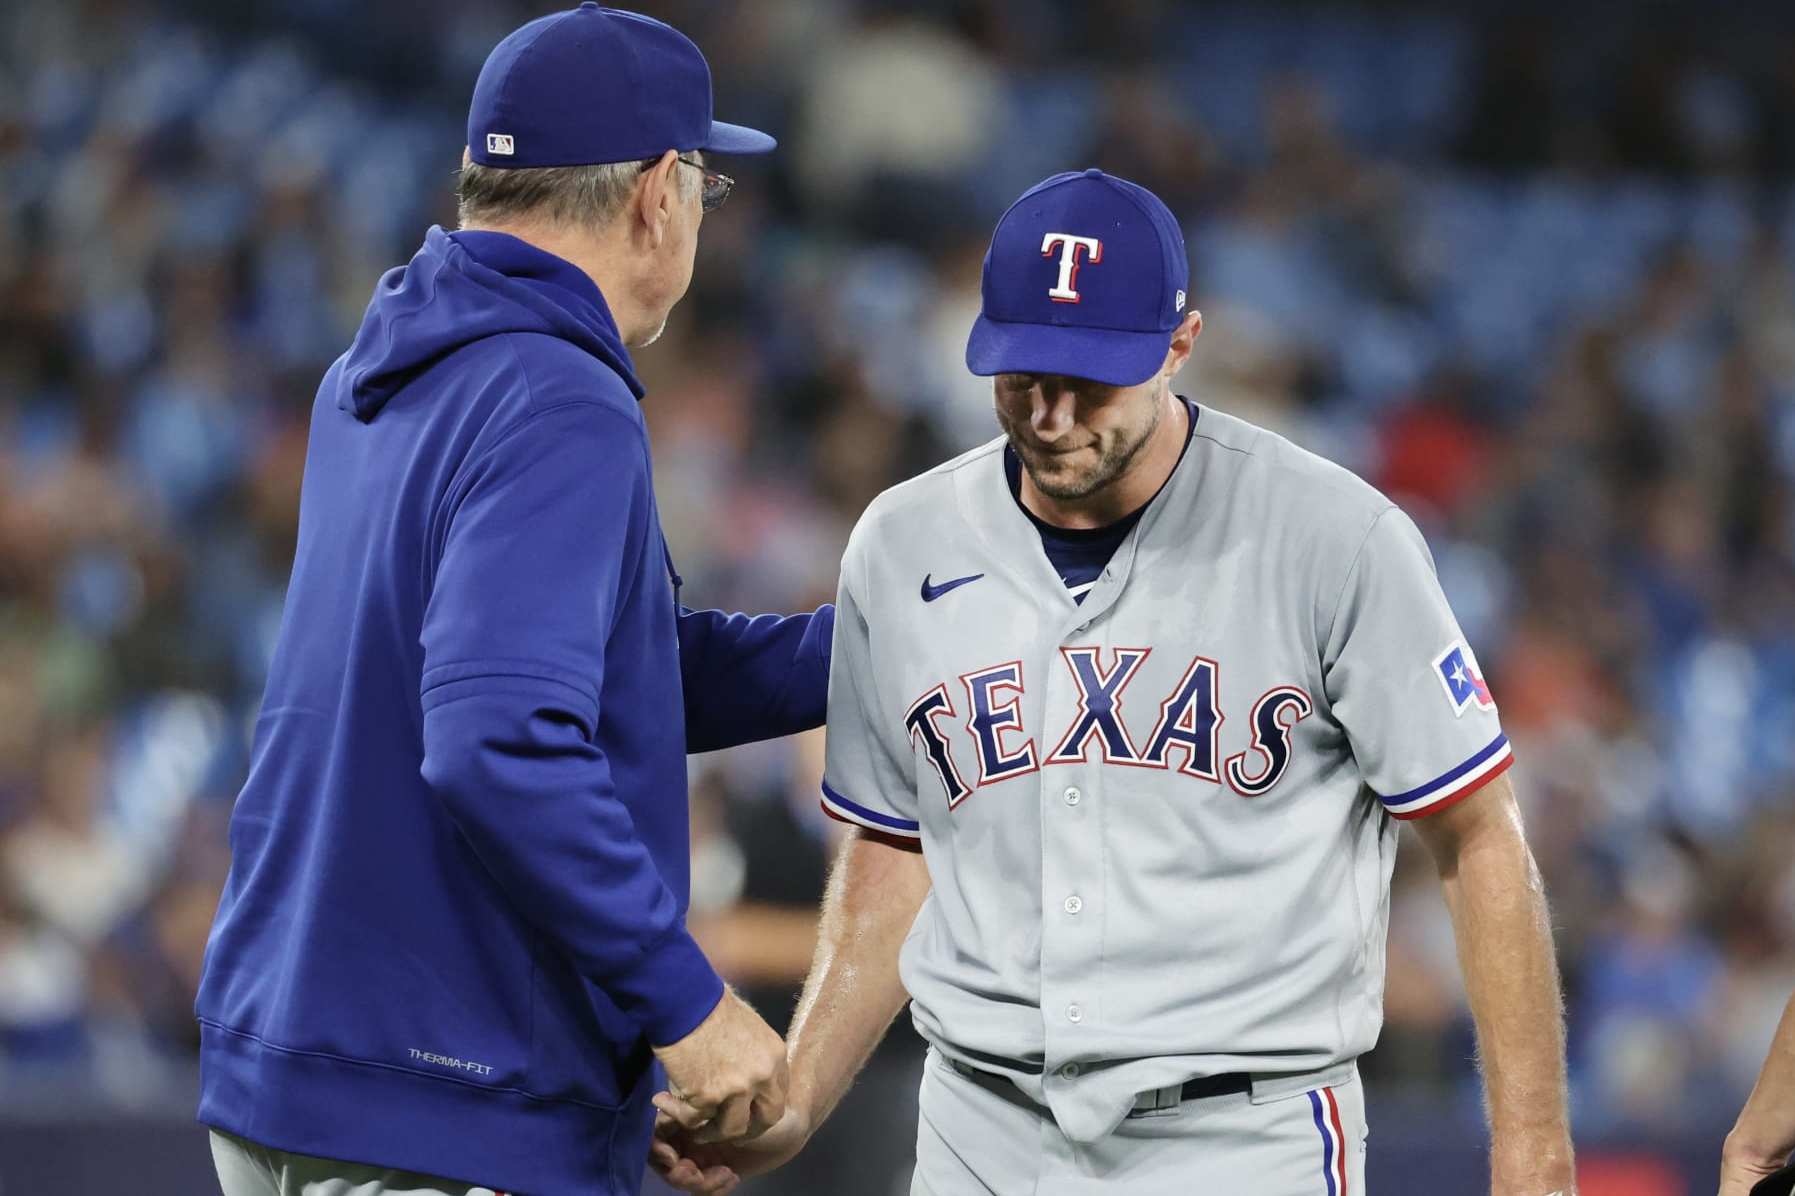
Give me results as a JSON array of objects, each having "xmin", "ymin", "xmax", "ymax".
[{"xmin": 615, "ymin": 925, "xmax": 727, "ymax": 1047}]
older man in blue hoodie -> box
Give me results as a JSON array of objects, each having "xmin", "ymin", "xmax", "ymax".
[{"xmin": 195, "ymin": 8, "xmax": 826, "ymax": 1196}]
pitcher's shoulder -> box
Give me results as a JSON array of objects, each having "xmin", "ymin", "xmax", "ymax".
[
  {"xmin": 1193, "ymin": 405, "xmax": 1393, "ymax": 533},
  {"xmin": 848, "ymin": 436, "xmax": 1006, "ymax": 549}
]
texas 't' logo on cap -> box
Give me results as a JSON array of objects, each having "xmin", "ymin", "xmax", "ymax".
[{"xmin": 1041, "ymin": 233, "xmax": 1102, "ymax": 303}]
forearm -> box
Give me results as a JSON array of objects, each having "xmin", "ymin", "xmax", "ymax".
[
  {"xmin": 1729, "ymin": 993, "xmax": 1795, "ymax": 1165},
  {"xmin": 784, "ymin": 829, "xmax": 930, "ymax": 1130},
  {"xmin": 1434, "ymin": 802, "xmax": 1573, "ymax": 1191}
]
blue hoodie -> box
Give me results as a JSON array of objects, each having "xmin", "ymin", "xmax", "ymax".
[{"xmin": 195, "ymin": 227, "xmax": 831, "ymax": 1196}]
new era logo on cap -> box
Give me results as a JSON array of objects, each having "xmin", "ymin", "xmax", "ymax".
[{"xmin": 485, "ymin": 133, "xmax": 515, "ymax": 156}]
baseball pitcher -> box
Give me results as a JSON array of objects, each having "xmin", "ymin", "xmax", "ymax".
[{"xmin": 653, "ymin": 170, "xmax": 1575, "ymax": 1196}]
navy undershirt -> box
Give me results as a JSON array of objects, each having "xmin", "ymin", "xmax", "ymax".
[{"xmin": 1005, "ymin": 397, "xmax": 1198, "ymax": 605}]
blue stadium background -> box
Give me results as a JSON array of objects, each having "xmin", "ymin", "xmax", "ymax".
[{"xmin": 5, "ymin": 1, "xmax": 1795, "ymax": 1192}]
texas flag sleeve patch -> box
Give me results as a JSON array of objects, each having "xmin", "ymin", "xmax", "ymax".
[{"xmin": 1433, "ymin": 640, "xmax": 1496, "ymax": 717}]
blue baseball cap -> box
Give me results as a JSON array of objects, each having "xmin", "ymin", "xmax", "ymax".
[
  {"xmin": 966, "ymin": 169, "xmax": 1189, "ymax": 387},
  {"xmin": 467, "ymin": 4, "xmax": 776, "ymax": 169}
]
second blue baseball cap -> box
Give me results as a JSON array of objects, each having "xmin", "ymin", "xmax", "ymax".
[
  {"xmin": 966, "ymin": 169, "xmax": 1189, "ymax": 387},
  {"xmin": 467, "ymin": 4, "xmax": 776, "ymax": 169}
]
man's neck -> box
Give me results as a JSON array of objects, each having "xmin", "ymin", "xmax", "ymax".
[
  {"xmin": 461, "ymin": 219, "xmax": 648, "ymax": 342},
  {"xmin": 1020, "ymin": 391, "xmax": 1190, "ymax": 530}
]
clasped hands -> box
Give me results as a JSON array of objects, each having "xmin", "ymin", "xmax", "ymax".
[{"xmin": 648, "ymin": 986, "xmax": 810, "ymax": 1195}]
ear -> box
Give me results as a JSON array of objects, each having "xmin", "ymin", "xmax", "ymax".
[
  {"xmin": 632, "ymin": 150, "xmax": 680, "ymax": 248},
  {"xmin": 1161, "ymin": 309, "xmax": 1203, "ymax": 378}
]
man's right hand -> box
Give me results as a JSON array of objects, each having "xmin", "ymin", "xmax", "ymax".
[
  {"xmin": 650, "ymin": 1102, "xmax": 812, "ymax": 1194},
  {"xmin": 652, "ymin": 986, "xmax": 789, "ymax": 1143}
]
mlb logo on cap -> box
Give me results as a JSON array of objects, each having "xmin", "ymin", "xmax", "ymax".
[
  {"xmin": 486, "ymin": 133, "xmax": 515, "ymax": 156},
  {"xmin": 966, "ymin": 168, "xmax": 1190, "ymax": 387}
]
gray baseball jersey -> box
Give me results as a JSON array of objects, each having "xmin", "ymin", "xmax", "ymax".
[{"xmin": 821, "ymin": 403, "xmax": 1511, "ymax": 1145}]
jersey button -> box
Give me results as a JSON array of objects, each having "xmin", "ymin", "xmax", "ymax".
[
  {"xmin": 1060, "ymin": 1062, "xmax": 1080, "ymax": 1078},
  {"xmin": 1066, "ymin": 1003, "xmax": 1084, "ymax": 1023},
  {"xmin": 1063, "ymin": 894, "xmax": 1083, "ymax": 914},
  {"xmin": 1063, "ymin": 786, "xmax": 1082, "ymax": 806}
]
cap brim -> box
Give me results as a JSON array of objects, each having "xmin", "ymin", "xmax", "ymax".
[
  {"xmin": 965, "ymin": 314, "xmax": 1171, "ymax": 386},
  {"xmin": 701, "ymin": 120, "xmax": 777, "ymax": 155}
]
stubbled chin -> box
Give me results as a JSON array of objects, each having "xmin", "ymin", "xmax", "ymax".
[
  {"xmin": 1029, "ymin": 463, "xmax": 1103, "ymax": 499},
  {"xmin": 1028, "ymin": 449, "xmax": 1095, "ymax": 475}
]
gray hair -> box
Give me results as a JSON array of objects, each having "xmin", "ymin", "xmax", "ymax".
[{"xmin": 455, "ymin": 153, "xmax": 696, "ymax": 230}]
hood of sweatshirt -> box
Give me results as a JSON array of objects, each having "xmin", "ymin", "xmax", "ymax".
[{"xmin": 336, "ymin": 225, "xmax": 644, "ymax": 422}]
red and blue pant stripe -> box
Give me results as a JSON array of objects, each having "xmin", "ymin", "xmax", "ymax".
[{"xmin": 1306, "ymin": 1086, "xmax": 1348, "ymax": 1195}]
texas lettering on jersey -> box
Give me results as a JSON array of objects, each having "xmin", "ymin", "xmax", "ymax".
[{"xmin": 904, "ymin": 648, "xmax": 1311, "ymax": 803}]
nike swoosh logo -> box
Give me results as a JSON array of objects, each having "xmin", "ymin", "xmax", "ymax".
[{"xmin": 921, "ymin": 572, "xmax": 985, "ymax": 602}]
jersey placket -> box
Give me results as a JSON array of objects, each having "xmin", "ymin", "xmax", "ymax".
[{"xmin": 1037, "ymin": 538, "xmax": 1138, "ymax": 1110}]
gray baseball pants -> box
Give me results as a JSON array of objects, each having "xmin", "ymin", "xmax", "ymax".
[
  {"xmin": 210, "ymin": 1130, "xmax": 509, "ymax": 1196},
  {"xmin": 910, "ymin": 1050, "xmax": 1368, "ymax": 1196}
]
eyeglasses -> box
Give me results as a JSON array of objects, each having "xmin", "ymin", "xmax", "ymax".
[
  {"xmin": 681, "ymin": 159, "xmax": 735, "ymax": 213},
  {"xmin": 642, "ymin": 156, "xmax": 734, "ymax": 213}
]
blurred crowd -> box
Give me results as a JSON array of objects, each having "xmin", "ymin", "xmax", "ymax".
[{"xmin": 4, "ymin": 0, "xmax": 1795, "ymax": 1142}]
